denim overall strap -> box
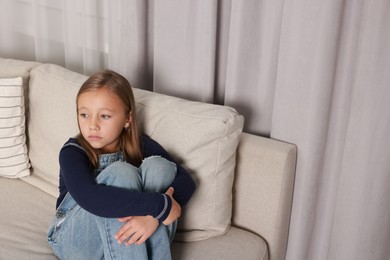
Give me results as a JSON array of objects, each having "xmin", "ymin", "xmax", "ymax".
[{"xmin": 94, "ymin": 151, "xmax": 124, "ymax": 177}]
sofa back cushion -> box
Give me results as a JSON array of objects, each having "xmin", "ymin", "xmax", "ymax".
[
  {"xmin": 26, "ymin": 63, "xmax": 244, "ymax": 241},
  {"xmin": 134, "ymin": 89, "xmax": 244, "ymax": 241},
  {"xmin": 25, "ymin": 64, "xmax": 86, "ymax": 193}
]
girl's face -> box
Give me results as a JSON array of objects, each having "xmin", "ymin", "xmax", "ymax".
[{"xmin": 77, "ymin": 86, "xmax": 131, "ymax": 153}]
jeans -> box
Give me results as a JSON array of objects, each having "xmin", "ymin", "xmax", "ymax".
[{"xmin": 48, "ymin": 155, "xmax": 177, "ymax": 260}]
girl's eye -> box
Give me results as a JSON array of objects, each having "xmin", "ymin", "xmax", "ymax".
[
  {"xmin": 101, "ymin": 115, "xmax": 111, "ymax": 119},
  {"xmin": 79, "ymin": 113, "xmax": 88, "ymax": 118}
]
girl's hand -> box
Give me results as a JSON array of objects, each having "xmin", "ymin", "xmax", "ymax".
[
  {"xmin": 162, "ymin": 187, "xmax": 181, "ymax": 225},
  {"xmin": 115, "ymin": 216, "xmax": 158, "ymax": 246}
]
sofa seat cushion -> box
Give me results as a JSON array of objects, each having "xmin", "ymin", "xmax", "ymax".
[
  {"xmin": 0, "ymin": 178, "xmax": 57, "ymax": 260},
  {"xmin": 0, "ymin": 178, "xmax": 266, "ymax": 260},
  {"xmin": 172, "ymin": 227, "xmax": 268, "ymax": 260}
]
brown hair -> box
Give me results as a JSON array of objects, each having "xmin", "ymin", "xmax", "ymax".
[{"xmin": 76, "ymin": 70, "xmax": 143, "ymax": 168}]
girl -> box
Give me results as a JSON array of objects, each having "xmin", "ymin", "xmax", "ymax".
[{"xmin": 48, "ymin": 70, "xmax": 196, "ymax": 260}]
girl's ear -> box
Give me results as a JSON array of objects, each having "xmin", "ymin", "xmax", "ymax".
[{"xmin": 124, "ymin": 112, "xmax": 132, "ymax": 128}]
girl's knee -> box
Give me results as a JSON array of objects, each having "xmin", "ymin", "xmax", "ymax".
[
  {"xmin": 96, "ymin": 161, "xmax": 141, "ymax": 190},
  {"xmin": 143, "ymin": 156, "xmax": 176, "ymax": 177},
  {"xmin": 140, "ymin": 156, "xmax": 177, "ymax": 192}
]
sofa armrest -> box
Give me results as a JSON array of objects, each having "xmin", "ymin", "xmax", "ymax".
[{"xmin": 232, "ymin": 133, "xmax": 297, "ymax": 260}]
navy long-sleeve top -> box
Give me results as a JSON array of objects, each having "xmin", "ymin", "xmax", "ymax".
[{"xmin": 56, "ymin": 134, "xmax": 196, "ymax": 223}]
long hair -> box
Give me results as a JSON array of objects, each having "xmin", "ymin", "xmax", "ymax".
[{"xmin": 76, "ymin": 70, "xmax": 143, "ymax": 168}]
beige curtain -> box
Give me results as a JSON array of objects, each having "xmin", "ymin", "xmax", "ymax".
[
  {"xmin": 271, "ymin": 1, "xmax": 390, "ymax": 259},
  {"xmin": 1, "ymin": 0, "xmax": 390, "ymax": 259}
]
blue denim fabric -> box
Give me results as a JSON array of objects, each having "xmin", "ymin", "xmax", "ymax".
[{"xmin": 48, "ymin": 153, "xmax": 177, "ymax": 260}]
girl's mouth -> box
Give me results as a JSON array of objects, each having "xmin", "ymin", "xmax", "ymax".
[{"xmin": 88, "ymin": 135, "xmax": 102, "ymax": 141}]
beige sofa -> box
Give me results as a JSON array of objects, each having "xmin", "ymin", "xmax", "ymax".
[{"xmin": 0, "ymin": 58, "xmax": 296, "ymax": 260}]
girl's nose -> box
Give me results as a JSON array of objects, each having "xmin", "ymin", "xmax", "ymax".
[
  {"xmin": 89, "ymin": 125, "xmax": 97, "ymax": 130},
  {"xmin": 89, "ymin": 118, "xmax": 99, "ymax": 130}
]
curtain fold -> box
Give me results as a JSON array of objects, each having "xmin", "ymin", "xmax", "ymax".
[
  {"xmin": 114, "ymin": 0, "xmax": 154, "ymax": 91},
  {"xmin": 62, "ymin": 0, "xmax": 85, "ymax": 73},
  {"xmin": 1, "ymin": 1, "xmax": 389, "ymax": 259},
  {"xmin": 224, "ymin": 0, "xmax": 284, "ymax": 135},
  {"xmin": 328, "ymin": 1, "xmax": 390, "ymax": 258},
  {"xmin": 153, "ymin": 0, "xmax": 218, "ymax": 102}
]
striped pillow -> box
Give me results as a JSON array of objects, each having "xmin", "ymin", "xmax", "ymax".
[{"xmin": 0, "ymin": 77, "xmax": 30, "ymax": 178}]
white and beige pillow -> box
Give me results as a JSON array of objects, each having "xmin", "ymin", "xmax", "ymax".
[
  {"xmin": 134, "ymin": 89, "xmax": 244, "ymax": 241},
  {"xmin": 0, "ymin": 77, "xmax": 30, "ymax": 178}
]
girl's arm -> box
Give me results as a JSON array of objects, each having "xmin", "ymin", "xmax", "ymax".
[{"xmin": 59, "ymin": 140, "xmax": 172, "ymax": 222}]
